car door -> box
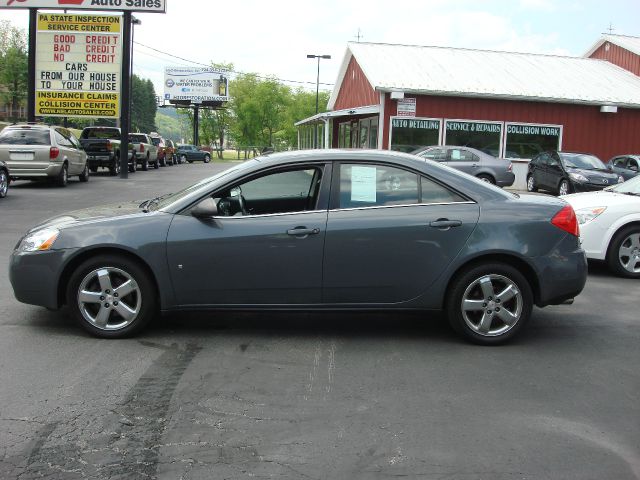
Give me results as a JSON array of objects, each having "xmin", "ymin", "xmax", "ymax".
[
  {"xmin": 68, "ymin": 131, "xmax": 86, "ymax": 172},
  {"xmin": 547, "ymin": 152, "xmax": 564, "ymax": 189},
  {"xmin": 166, "ymin": 163, "xmax": 330, "ymax": 306},
  {"xmin": 54, "ymin": 129, "xmax": 81, "ymax": 174},
  {"xmin": 445, "ymin": 148, "xmax": 478, "ymax": 176},
  {"xmin": 626, "ymin": 157, "xmax": 640, "ymax": 179},
  {"xmin": 322, "ymin": 162, "xmax": 480, "ymax": 304}
]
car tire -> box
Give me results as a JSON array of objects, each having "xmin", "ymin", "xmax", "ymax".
[
  {"xmin": 141, "ymin": 158, "xmax": 148, "ymax": 171},
  {"xmin": 153, "ymin": 157, "xmax": 159, "ymax": 169},
  {"xmin": 66, "ymin": 254, "xmax": 157, "ymax": 338},
  {"xmin": 558, "ymin": 179, "xmax": 570, "ymax": 196},
  {"xmin": 526, "ymin": 174, "xmax": 538, "ymax": 192},
  {"xmin": 109, "ymin": 159, "xmax": 120, "ymax": 176},
  {"xmin": 476, "ymin": 174, "xmax": 495, "ymax": 184},
  {"xmin": 204, "ymin": 154, "xmax": 211, "ymax": 163},
  {"xmin": 445, "ymin": 262, "xmax": 533, "ymax": 345},
  {"xmin": 606, "ymin": 226, "xmax": 640, "ymax": 278},
  {"xmin": 79, "ymin": 164, "xmax": 90, "ymax": 182},
  {"xmin": 160, "ymin": 157, "xmax": 166, "ymax": 167},
  {"xmin": 181, "ymin": 154, "xmax": 187, "ymax": 164},
  {"xmin": 0, "ymin": 169, "xmax": 9, "ymax": 198},
  {"xmin": 129, "ymin": 160, "xmax": 137, "ymax": 173},
  {"xmin": 55, "ymin": 163, "xmax": 68, "ymax": 187}
]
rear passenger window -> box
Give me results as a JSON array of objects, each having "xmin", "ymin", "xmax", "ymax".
[
  {"xmin": 421, "ymin": 177, "xmax": 466, "ymax": 204},
  {"xmin": 339, "ymin": 164, "xmax": 418, "ymax": 208}
]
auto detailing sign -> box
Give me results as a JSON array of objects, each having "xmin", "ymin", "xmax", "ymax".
[
  {"xmin": 0, "ymin": 0, "xmax": 166, "ymax": 13},
  {"xmin": 35, "ymin": 13, "xmax": 121, "ymax": 117},
  {"xmin": 164, "ymin": 67, "xmax": 230, "ymax": 103}
]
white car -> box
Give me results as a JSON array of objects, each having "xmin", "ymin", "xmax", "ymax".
[{"xmin": 563, "ymin": 175, "xmax": 640, "ymax": 278}]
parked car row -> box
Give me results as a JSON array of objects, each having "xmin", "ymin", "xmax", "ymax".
[{"xmin": 0, "ymin": 123, "xmax": 215, "ymax": 198}]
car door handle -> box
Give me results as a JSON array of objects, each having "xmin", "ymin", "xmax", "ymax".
[
  {"xmin": 429, "ymin": 219, "xmax": 462, "ymax": 229},
  {"xmin": 471, "ymin": 164, "xmax": 479, "ymax": 168},
  {"xmin": 287, "ymin": 227, "xmax": 320, "ymax": 236}
]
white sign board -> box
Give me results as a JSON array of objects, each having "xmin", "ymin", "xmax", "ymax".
[
  {"xmin": 35, "ymin": 12, "xmax": 121, "ymax": 117},
  {"xmin": 396, "ymin": 97, "xmax": 416, "ymax": 117},
  {"xmin": 0, "ymin": 0, "xmax": 166, "ymax": 13},
  {"xmin": 164, "ymin": 67, "xmax": 229, "ymax": 103}
]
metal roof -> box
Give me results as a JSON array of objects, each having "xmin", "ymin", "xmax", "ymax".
[
  {"xmin": 584, "ymin": 34, "xmax": 640, "ymax": 57},
  {"xmin": 328, "ymin": 42, "xmax": 640, "ymax": 110},
  {"xmin": 295, "ymin": 105, "xmax": 379, "ymax": 126}
]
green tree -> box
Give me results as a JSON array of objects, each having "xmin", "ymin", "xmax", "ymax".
[
  {"xmin": 130, "ymin": 74, "xmax": 157, "ymax": 132},
  {"xmin": 0, "ymin": 21, "xmax": 28, "ymax": 121},
  {"xmin": 282, "ymin": 88, "xmax": 330, "ymax": 148}
]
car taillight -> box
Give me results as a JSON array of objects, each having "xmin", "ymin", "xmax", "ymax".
[
  {"xmin": 551, "ymin": 205, "xmax": 579, "ymax": 237},
  {"xmin": 140, "ymin": 144, "xmax": 144, "ymax": 152},
  {"xmin": 508, "ymin": 162, "xmax": 513, "ymax": 172},
  {"xmin": 49, "ymin": 147, "xmax": 60, "ymax": 159}
]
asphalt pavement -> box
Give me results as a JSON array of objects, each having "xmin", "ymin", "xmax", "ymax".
[{"xmin": 0, "ymin": 161, "xmax": 638, "ymax": 480}]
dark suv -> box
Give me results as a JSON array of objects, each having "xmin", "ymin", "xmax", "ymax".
[{"xmin": 527, "ymin": 151, "xmax": 623, "ymax": 196}]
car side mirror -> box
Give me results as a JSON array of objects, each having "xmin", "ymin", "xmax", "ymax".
[
  {"xmin": 607, "ymin": 164, "xmax": 613, "ymax": 171},
  {"xmin": 191, "ymin": 198, "xmax": 218, "ymax": 218}
]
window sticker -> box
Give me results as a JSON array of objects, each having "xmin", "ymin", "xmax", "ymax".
[
  {"xmin": 451, "ymin": 149, "xmax": 461, "ymax": 160},
  {"xmin": 351, "ymin": 166, "xmax": 377, "ymax": 202}
]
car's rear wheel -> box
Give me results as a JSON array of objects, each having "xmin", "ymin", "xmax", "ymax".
[
  {"xmin": 526, "ymin": 174, "xmax": 538, "ymax": 192},
  {"xmin": 109, "ymin": 158, "xmax": 120, "ymax": 176},
  {"xmin": 67, "ymin": 255, "xmax": 157, "ymax": 338},
  {"xmin": 129, "ymin": 160, "xmax": 137, "ymax": 173},
  {"xmin": 79, "ymin": 164, "xmax": 89, "ymax": 182},
  {"xmin": 141, "ymin": 158, "xmax": 148, "ymax": 171},
  {"xmin": 476, "ymin": 174, "xmax": 495, "ymax": 184},
  {"xmin": 153, "ymin": 157, "xmax": 159, "ymax": 169},
  {"xmin": 558, "ymin": 179, "xmax": 570, "ymax": 196},
  {"xmin": 607, "ymin": 226, "xmax": 640, "ymax": 278},
  {"xmin": 55, "ymin": 163, "xmax": 68, "ymax": 187},
  {"xmin": 89, "ymin": 166, "xmax": 98, "ymax": 173},
  {"xmin": 0, "ymin": 169, "xmax": 9, "ymax": 198},
  {"xmin": 446, "ymin": 263, "xmax": 533, "ymax": 345}
]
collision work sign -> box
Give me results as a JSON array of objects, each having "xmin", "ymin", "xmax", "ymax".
[{"xmin": 35, "ymin": 13, "xmax": 122, "ymax": 118}]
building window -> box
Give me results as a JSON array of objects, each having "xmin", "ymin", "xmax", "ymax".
[
  {"xmin": 444, "ymin": 120, "xmax": 502, "ymax": 156},
  {"xmin": 504, "ymin": 123, "xmax": 562, "ymax": 159},
  {"xmin": 338, "ymin": 122, "xmax": 352, "ymax": 148},
  {"xmin": 390, "ymin": 117, "xmax": 441, "ymax": 153}
]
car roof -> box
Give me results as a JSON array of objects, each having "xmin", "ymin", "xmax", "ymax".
[{"xmin": 4, "ymin": 123, "xmax": 56, "ymax": 131}]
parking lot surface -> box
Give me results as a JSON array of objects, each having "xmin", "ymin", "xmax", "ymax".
[{"xmin": 0, "ymin": 162, "xmax": 639, "ymax": 479}]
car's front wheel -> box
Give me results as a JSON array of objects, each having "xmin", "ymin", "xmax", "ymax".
[
  {"xmin": 181, "ymin": 154, "xmax": 187, "ymax": 164},
  {"xmin": 526, "ymin": 174, "xmax": 538, "ymax": 192},
  {"xmin": 204, "ymin": 154, "xmax": 211, "ymax": 163},
  {"xmin": 67, "ymin": 255, "xmax": 157, "ymax": 338},
  {"xmin": 607, "ymin": 226, "xmax": 640, "ymax": 278},
  {"xmin": 558, "ymin": 179, "xmax": 570, "ymax": 196},
  {"xmin": 446, "ymin": 262, "xmax": 533, "ymax": 345}
]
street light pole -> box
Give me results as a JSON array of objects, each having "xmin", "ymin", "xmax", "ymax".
[{"xmin": 307, "ymin": 54, "xmax": 331, "ymax": 149}]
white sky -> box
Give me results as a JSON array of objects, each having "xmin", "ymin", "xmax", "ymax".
[{"xmin": 1, "ymin": 0, "xmax": 639, "ymax": 98}]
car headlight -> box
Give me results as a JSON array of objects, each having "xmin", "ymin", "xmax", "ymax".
[
  {"xmin": 569, "ymin": 172, "xmax": 588, "ymax": 183},
  {"xmin": 618, "ymin": 175, "xmax": 625, "ymax": 184},
  {"xmin": 575, "ymin": 207, "xmax": 607, "ymax": 225},
  {"xmin": 18, "ymin": 227, "xmax": 60, "ymax": 252}
]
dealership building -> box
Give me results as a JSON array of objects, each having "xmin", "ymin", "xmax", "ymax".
[{"xmin": 296, "ymin": 36, "xmax": 640, "ymax": 187}]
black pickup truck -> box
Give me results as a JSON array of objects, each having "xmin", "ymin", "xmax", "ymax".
[{"xmin": 79, "ymin": 127, "xmax": 136, "ymax": 175}]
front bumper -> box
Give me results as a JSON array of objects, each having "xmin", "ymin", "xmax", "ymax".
[
  {"xmin": 570, "ymin": 181, "xmax": 612, "ymax": 193},
  {"xmin": 9, "ymin": 248, "xmax": 73, "ymax": 310}
]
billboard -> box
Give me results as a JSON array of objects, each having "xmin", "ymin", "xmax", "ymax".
[
  {"xmin": 0, "ymin": 0, "xmax": 166, "ymax": 13},
  {"xmin": 35, "ymin": 12, "xmax": 122, "ymax": 117},
  {"xmin": 164, "ymin": 67, "xmax": 229, "ymax": 104}
]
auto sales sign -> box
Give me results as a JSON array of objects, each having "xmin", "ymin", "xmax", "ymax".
[{"xmin": 0, "ymin": 0, "xmax": 166, "ymax": 13}]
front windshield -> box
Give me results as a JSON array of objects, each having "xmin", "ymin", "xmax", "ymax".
[
  {"xmin": 611, "ymin": 174, "xmax": 640, "ymax": 194},
  {"xmin": 152, "ymin": 160, "xmax": 259, "ymax": 210},
  {"xmin": 560, "ymin": 153, "xmax": 606, "ymax": 170}
]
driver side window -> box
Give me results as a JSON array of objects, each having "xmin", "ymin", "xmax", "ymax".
[{"xmin": 214, "ymin": 167, "xmax": 323, "ymax": 217}]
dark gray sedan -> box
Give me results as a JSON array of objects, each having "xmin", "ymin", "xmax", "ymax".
[
  {"xmin": 9, "ymin": 150, "xmax": 587, "ymax": 344},
  {"xmin": 411, "ymin": 145, "xmax": 515, "ymax": 187}
]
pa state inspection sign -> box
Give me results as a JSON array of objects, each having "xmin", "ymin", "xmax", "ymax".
[{"xmin": 35, "ymin": 13, "xmax": 122, "ymax": 118}]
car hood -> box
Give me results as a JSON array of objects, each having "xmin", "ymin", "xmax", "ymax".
[
  {"xmin": 566, "ymin": 167, "xmax": 619, "ymax": 183},
  {"xmin": 32, "ymin": 201, "xmax": 150, "ymax": 231},
  {"xmin": 563, "ymin": 190, "xmax": 640, "ymax": 209}
]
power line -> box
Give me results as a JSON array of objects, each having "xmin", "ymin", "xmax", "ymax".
[{"xmin": 133, "ymin": 41, "xmax": 334, "ymax": 87}]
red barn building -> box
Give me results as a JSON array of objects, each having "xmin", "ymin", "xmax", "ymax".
[
  {"xmin": 586, "ymin": 34, "xmax": 640, "ymax": 76},
  {"xmin": 297, "ymin": 42, "xmax": 640, "ymax": 188}
]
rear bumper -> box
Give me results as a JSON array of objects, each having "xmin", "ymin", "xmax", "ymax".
[
  {"xmin": 496, "ymin": 172, "xmax": 516, "ymax": 187},
  {"xmin": 534, "ymin": 236, "xmax": 588, "ymax": 307},
  {"xmin": 8, "ymin": 162, "xmax": 64, "ymax": 179},
  {"xmin": 86, "ymin": 153, "xmax": 133, "ymax": 167}
]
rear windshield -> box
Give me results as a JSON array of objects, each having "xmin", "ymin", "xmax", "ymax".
[
  {"xmin": 82, "ymin": 129, "xmax": 120, "ymax": 140},
  {"xmin": 0, "ymin": 129, "xmax": 51, "ymax": 145},
  {"xmin": 129, "ymin": 135, "xmax": 147, "ymax": 143}
]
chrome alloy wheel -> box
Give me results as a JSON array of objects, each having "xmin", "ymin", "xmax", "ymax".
[
  {"xmin": 461, "ymin": 274, "xmax": 523, "ymax": 337},
  {"xmin": 0, "ymin": 171, "xmax": 8, "ymax": 197},
  {"xmin": 77, "ymin": 267, "xmax": 141, "ymax": 331},
  {"xmin": 618, "ymin": 233, "xmax": 640, "ymax": 274},
  {"xmin": 527, "ymin": 175, "xmax": 535, "ymax": 192},
  {"xmin": 559, "ymin": 180, "xmax": 569, "ymax": 196}
]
